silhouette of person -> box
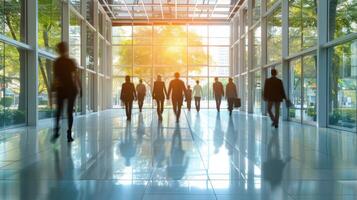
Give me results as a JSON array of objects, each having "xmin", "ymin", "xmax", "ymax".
[
  {"xmin": 166, "ymin": 124, "xmax": 189, "ymax": 180},
  {"xmin": 119, "ymin": 123, "xmax": 137, "ymax": 167},
  {"xmin": 168, "ymin": 72, "xmax": 187, "ymax": 123},
  {"xmin": 226, "ymin": 77, "xmax": 238, "ymax": 116},
  {"xmin": 152, "ymin": 75, "xmax": 168, "ymax": 121},
  {"xmin": 213, "ymin": 113, "xmax": 223, "ymax": 154},
  {"xmin": 136, "ymin": 79, "xmax": 146, "ymax": 112},
  {"xmin": 263, "ymin": 69, "xmax": 288, "ymax": 128},
  {"xmin": 186, "ymin": 85, "xmax": 192, "ymax": 111},
  {"xmin": 153, "ymin": 122, "xmax": 165, "ymax": 168},
  {"xmin": 213, "ymin": 77, "xmax": 224, "ymax": 112},
  {"xmin": 193, "ymin": 80, "xmax": 203, "ymax": 112},
  {"xmin": 262, "ymin": 130, "xmax": 290, "ymax": 189},
  {"xmin": 52, "ymin": 42, "xmax": 82, "ymax": 143},
  {"xmin": 120, "ymin": 75, "xmax": 137, "ymax": 121}
]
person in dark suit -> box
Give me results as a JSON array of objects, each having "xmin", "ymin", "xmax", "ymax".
[
  {"xmin": 213, "ymin": 77, "xmax": 224, "ymax": 112},
  {"xmin": 263, "ymin": 69, "xmax": 287, "ymax": 128},
  {"xmin": 186, "ymin": 85, "xmax": 192, "ymax": 111},
  {"xmin": 52, "ymin": 42, "xmax": 82, "ymax": 143},
  {"xmin": 153, "ymin": 75, "xmax": 168, "ymax": 121},
  {"xmin": 168, "ymin": 72, "xmax": 187, "ymax": 123},
  {"xmin": 226, "ymin": 78, "xmax": 238, "ymax": 116},
  {"xmin": 136, "ymin": 79, "xmax": 146, "ymax": 112},
  {"xmin": 120, "ymin": 75, "xmax": 137, "ymax": 121}
]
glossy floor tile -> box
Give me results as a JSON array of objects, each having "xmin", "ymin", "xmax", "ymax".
[{"xmin": 1, "ymin": 109, "xmax": 357, "ymax": 200}]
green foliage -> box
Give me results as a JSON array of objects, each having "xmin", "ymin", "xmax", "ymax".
[
  {"xmin": 114, "ymin": 26, "xmax": 209, "ymax": 79},
  {"xmin": 1, "ymin": 96, "xmax": 14, "ymax": 107},
  {"xmin": 329, "ymin": 108, "xmax": 356, "ymax": 128},
  {"xmin": 0, "ymin": 109, "xmax": 25, "ymax": 126},
  {"xmin": 39, "ymin": 108, "xmax": 55, "ymax": 119}
]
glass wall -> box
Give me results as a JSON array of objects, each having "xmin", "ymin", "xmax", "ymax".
[
  {"xmin": 0, "ymin": 42, "xmax": 26, "ymax": 128},
  {"xmin": 289, "ymin": 55, "xmax": 317, "ymax": 123},
  {"xmin": 0, "ymin": 0, "xmax": 112, "ymax": 129},
  {"xmin": 112, "ymin": 25, "xmax": 231, "ymax": 108},
  {"xmin": 267, "ymin": 7, "xmax": 282, "ymax": 64},
  {"xmin": 329, "ymin": 40, "xmax": 357, "ymax": 131}
]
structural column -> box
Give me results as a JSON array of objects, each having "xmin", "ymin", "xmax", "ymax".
[
  {"xmin": 27, "ymin": 0, "xmax": 38, "ymax": 126},
  {"xmin": 317, "ymin": 0, "xmax": 329, "ymax": 127},
  {"xmin": 281, "ymin": 0, "xmax": 289, "ymax": 120},
  {"xmin": 260, "ymin": 0, "xmax": 268, "ymax": 115}
]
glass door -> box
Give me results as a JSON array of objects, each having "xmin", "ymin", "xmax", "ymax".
[{"xmin": 288, "ymin": 54, "xmax": 317, "ymax": 124}]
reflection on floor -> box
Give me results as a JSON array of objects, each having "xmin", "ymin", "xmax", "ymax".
[{"xmin": 1, "ymin": 109, "xmax": 357, "ymax": 200}]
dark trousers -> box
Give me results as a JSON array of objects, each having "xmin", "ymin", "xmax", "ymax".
[
  {"xmin": 172, "ymin": 98, "xmax": 183, "ymax": 120},
  {"xmin": 124, "ymin": 101, "xmax": 133, "ymax": 119},
  {"xmin": 55, "ymin": 93, "xmax": 76, "ymax": 133},
  {"xmin": 194, "ymin": 97, "xmax": 201, "ymax": 111},
  {"xmin": 267, "ymin": 101, "xmax": 281, "ymax": 125},
  {"xmin": 227, "ymin": 98, "xmax": 234, "ymax": 113},
  {"xmin": 186, "ymin": 98, "xmax": 192, "ymax": 111},
  {"xmin": 155, "ymin": 99, "xmax": 164, "ymax": 115},
  {"xmin": 215, "ymin": 95, "xmax": 222, "ymax": 111},
  {"xmin": 138, "ymin": 95, "xmax": 145, "ymax": 111}
]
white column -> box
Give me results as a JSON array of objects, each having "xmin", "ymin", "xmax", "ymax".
[
  {"xmin": 247, "ymin": 0, "xmax": 254, "ymax": 113},
  {"xmin": 281, "ymin": 0, "xmax": 289, "ymax": 120},
  {"xmin": 81, "ymin": 0, "xmax": 87, "ymax": 115},
  {"xmin": 27, "ymin": 0, "xmax": 38, "ymax": 126},
  {"xmin": 261, "ymin": 0, "xmax": 267, "ymax": 115},
  {"xmin": 317, "ymin": 0, "xmax": 329, "ymax": 127}
]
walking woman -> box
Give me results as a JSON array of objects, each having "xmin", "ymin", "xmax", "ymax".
[
  {"xmin": 153, "ymin": 75, "xmax": 168, "ymax": 121},
  {"xmin": 120, "ymin": 75, "xmax": 137, "ymax": 121},
  {"xmin": 193, "ymin": 80, "xmax": 203, "ymax": 112}
]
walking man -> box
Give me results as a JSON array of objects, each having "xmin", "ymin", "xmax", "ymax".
[
  {"xmin": 136, "ymin": 79, "xmax": 146, "ymax": 112},
  {"xmin": 193, "ymin": 80, "xmax": 203, "ymax": 112},
  {"xmin": 52, "ymin": 42, "xmax": 82, "ymax": 143},
  {"xmin": 168, "ymin": 72, "xmax": 187, "ymax": 123},
  {"xmin": 263, "ymin": 69, "xmax": 288, "ymax": 128},
  {"xmin": 121, "ymin": 75, "xmax": 137, "ymax": 121},
  {"xmin": 153, "ymin": 75, "xmax": 168, "ymax": 121},
  {"xmin": 213, "ymin": 77, "xmax": 224, "ymax": 112},
  {"xmin": 226, "ymin": 78, "xmax": 238, "ymax": 116}
]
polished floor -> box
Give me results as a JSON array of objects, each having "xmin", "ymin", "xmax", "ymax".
[{"xmin": 0, "ymin": 109, "xmax": 357, "ymax": 200}]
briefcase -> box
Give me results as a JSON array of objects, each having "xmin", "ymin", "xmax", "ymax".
[{"xmin": 234, "ymin": 98, "xmax": 241, "ymax": 108}]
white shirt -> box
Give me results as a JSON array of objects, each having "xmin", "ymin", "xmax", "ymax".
[{"xmin": 193, "ymin": 85, "xmax": 203, "ymax": 97}]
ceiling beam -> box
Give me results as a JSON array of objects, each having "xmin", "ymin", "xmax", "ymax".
[{"xmin": 140, "ymin": 0, "xmax": 149, "ymax": 21}]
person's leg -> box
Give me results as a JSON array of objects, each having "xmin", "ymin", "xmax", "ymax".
[
  {"xmin": 128, "ymin": 101, "xmax": 133, "ymax": 120},
  {"xmin": 198, "ymin": 97, "xmax": 201, "ymax": 111},
  {"xmin": 55, "ymin": 94, "xmax": 64, "ymax": 135},
  {"xmin": 194, "ymin": 97, "xmax": 198, "ymax": 111},
  {"xmin": 177, "ymin": 99, "xmax": 182, "ymax": 121},
  {"xmin": 172, "ymin": 99, "xmax": 178, "ymax": 116},
  {"xmin": 124, "ymin": 101, "xmax": 130, "ymax": 119},
  {"xmin": 228, "ymin": 98, "xmax": 233, "ymax": 115},
  {"xmin": 187, "ymin": 99, "xmax": 191, "ymax": 111},
  {"xmin": 156, "ymin": 99, "xmax": 161, "ymax": 116},
  {"xmin": 274, "ymin": 102, "xmax": 281, "ymax": 127},
  {"xmin": 267, "ymin": 101, "xmax": 275, "ymax": 124},
  {"xmin": 216, "ymin": 96, "xmax": 222, "ymax": 111},
  {"xmin": 215, "ymin": 96, "xmax": 219, "ymax": 111},
  {"xmin": 66, "ymin": 95, "xmax": 76, "ymax": 142}
]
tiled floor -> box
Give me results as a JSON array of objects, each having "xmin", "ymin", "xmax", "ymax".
[{"xmin": 1, "ymin": 109, "xmax": 357, "ymax": 200}]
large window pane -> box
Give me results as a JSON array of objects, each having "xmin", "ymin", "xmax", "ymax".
[
  {"xmin": 69, "ymin": 12, "xmax": 81, "ymax": 65},
  {"xmin": 303, "ymin": 55, "xmax": 317, "ymax": 122},
  {"xmin": 267, "ymin": 7, "xmax": 282, "ymax": 64},
  {"xmin": 267, "ymin": 0, "xmax": 278, "ymax": 10},
  {"xmin": 113, "ymin": 46, "xmax": 133, "ymax": 66},
  {"xmin": 289, "ymin": 0, "xmax": 317, "ymax": 55},
  {"xmin": 253, "ymin": 26, "xmax": 261, "ymax": 68},
  {"xmin": 69, "ymin": 0, "xmax": 81, "ymax": 11},
  {"xmin": 153, "ymin": 46, "xmax": 187, "ymax": 66},
  {"xmin": 253, "ymin": 0, "xmax": 261, "ymax": 23},
  {"xmin": 0, "ymin": 0, "xmax": 26, "ymax": 42},
  {"xmin": 86, "ymin": 0, "xmax": 94, "ymax": 25},
  {"xmin": 329, "ymin": 40, "xmax": 357, "ymax": 130},
  {"xmin": 86, "ymin": 29, "xmax": 95, "ymax": 70},
  {"xmin": 38, "ymin": 0, "xmax": 62, "ymax": 53},
  {"xmin": 134, "ymin": 46, "xmax": 152, "ymax": 66},
  {"xmin": 329, "ymin": 0, "xmax": 357, "ymax": 40},
  {"xmin": 209, "ymin": 47, "xmax": 229, "ymax": 66},
  {"xmin": 253, "ymin": 70, "xmax": 262, "ymax": 114},
  {"xmin": 38, "ymin": 57, "xmax": 55, "ymax": 119},
  {"xmin": 188, "ymin": 47, "xmax": 208, "ymax": 65},
  {"xmin": 1, "ymin": 43, "xmax": 26, "ymax": 128},
  {"xmin": 289, "ymin": 59, "xmax": 303, "ymax": 121}
]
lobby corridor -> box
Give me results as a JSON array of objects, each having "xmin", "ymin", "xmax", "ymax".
[{"xmin": 0, "ymin": 109, "xmax": 357, "ymax": 200}]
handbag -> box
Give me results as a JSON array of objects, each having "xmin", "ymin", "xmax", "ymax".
[{"xmin": 234, "ymin": 98, "xmax": 241, "ymax": 108}]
